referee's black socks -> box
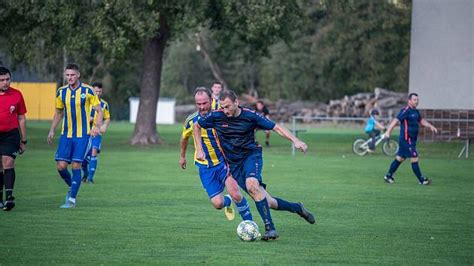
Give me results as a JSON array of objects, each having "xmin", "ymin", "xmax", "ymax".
[
  {"xmin": 4, "ymin": 168, "xmax": 15, "ymax": 199},
  {"xmin": 0, "ymin": 171, "xmax": 4, "ymax": 201}
]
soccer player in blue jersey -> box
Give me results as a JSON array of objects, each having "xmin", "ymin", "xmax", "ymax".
[
  {"xmin": 47, "ymin": 63, "xmax": 103, "ymax": 208},
  {"xmin": 383, "ymin": 93, "xmax": 438, "ymax": 185},
  {"xmin": 193, "ymin": 90, "xmax": 315, "ymax": 241},
  {"xmin": 81, "ymin": 82, "xmax": 111, "ymax": 184},
  {"xmin": 180, "ymin": 87, "xmax": 253, "ymax": 222},
  {"xmin": 210, "ymin": 82, "xmax": 222, "ymax": 110}
]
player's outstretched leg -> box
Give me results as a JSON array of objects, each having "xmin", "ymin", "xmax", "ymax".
[{"xmin": 268, "ymin": 194, "xmax": 316, "ymax": 224}]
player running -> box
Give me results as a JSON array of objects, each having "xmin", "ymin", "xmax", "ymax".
[
  {"xmin": 193, "ymin": 90, "xmax": 315, "ymax": 241},
  {"xmin": 180, "ymin": 87, "xmax": 253, "ymax": 221},
  {"xmin": 383, "ymin": 93, "xmax": 438, "ymax": 185}
]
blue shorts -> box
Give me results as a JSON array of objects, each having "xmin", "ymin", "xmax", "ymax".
[
  {"xmin": 397, "ymin": 140, "xmax": 418, "ymax": 158},
  {"xmin": 198, "ymin": 163, "xmax": 229, "ymax": 198},
  {"xmin": 55, "ymin": 135, "xmax": 91, "ymax": 163},
  {"xmin": 230, "ymin": 149, "xmax": 266, "ymax": 193}
]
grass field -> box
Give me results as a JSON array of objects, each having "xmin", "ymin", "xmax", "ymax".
[{"xmin": 1, "ymin": 121, "xmax": 472, "ymax": 264}]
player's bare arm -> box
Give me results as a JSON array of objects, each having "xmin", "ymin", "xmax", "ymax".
[
  {"xmin": 383, "ymin": 119, "xmax": 400, "ymax": 139},
  {"xmin": 272, "ymin": 124, "xmax": 308, "ymax": 153},
  {"xmin": 192, "ymin": 123, "xmax": 205, "ymax": 160},
  {"xmin": 47, "ymin": 109, "xmax": 64, "ymax": 145},
  {"xmin": 179, "ymin": 135, "xmax": 189, "ymax": 169},
  {"xmin": 92, "ymin": 104, "xmax": 103, "ymax": 137},
  {"xmin": 100, "ymin": 118, "xmax": 111, "ymax": 134},
  {"xmin": 18, "ymin": 114, "xmax": 27, "ymax": 153},
  {"xmin": 420, "ymin": 119, "xmax": 438, "ymax": 133}
]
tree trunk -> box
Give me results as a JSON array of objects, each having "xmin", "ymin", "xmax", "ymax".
[{"xmin": 130, "ymin": 16, "xmax": 170, "ymax": 145}]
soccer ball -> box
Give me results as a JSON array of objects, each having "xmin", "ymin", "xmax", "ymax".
[{"xmin": 236, "ymin": 220, "xmax": 260, "ymax": 241}]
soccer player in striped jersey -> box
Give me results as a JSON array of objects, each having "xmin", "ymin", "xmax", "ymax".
[
  {"xmin": 180, "ymin": 87, "xmax": 252, "ymax": 222},
  {"xmin": 81, "ymin": 82, "xmax": 111, "ymax": 184},
  {"xmin": 47, "ymin": 63, "xmax": 103, "ymax": 208},
  {"xmin": 383, "ymin": 93, "xmax": 438, "ymax": 185},
  {"xmin": 210, "ymin": 81, "xmax": 222, "ymax": 110}
]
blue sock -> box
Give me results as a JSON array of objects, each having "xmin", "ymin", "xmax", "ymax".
[
  {"xmin": 81, "ymin": 161, "xmax": 89, "ymax": 178},
  {"xmin": 275, "ymin": 197, "xmax": 302, "ymax": 213},
  {"xmin": 387, "ymin": 159, "xmax": 402, "ymax": 178},
  {"xmin": 58, "ymin": 169, "xmax": 72, "ymax": 187},
  {"xmin": 255, "ymin": 198, "xmax": 275, "ymax": 231},
  {"xmin": 70, "ymin": 169, "xmax": 82, "ymax": 199},
  {"xmin": 223, "ymin": 195, "xmax": 232, "ymax": 207},
  {"xmin": 88, "ymin": 156, "xmax": 97, "ymax": 181},
  {"xmin": 235, "ymin": 197, "xmax": 253, "ymax": 221},
  {"xmin": 411, "ymin": 162, "xmax": 424, "ymax": 182}
]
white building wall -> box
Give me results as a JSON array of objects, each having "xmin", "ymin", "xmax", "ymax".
[
  {"xmin": 409, "ymin": 0, "xmax": 473, "ymax": 110},
  {"xmin": 129, "ymin": 97, "xmax": 176, "ymax": 124}
]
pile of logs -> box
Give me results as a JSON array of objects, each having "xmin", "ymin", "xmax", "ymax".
[{"xmin": 174, "ymin": 88, "xmax": 408, "ymax": 123}]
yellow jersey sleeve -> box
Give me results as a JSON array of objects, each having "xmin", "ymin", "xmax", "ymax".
[
  {"xmin": 103, "ymin": 102, "xmax": 111, "ymax": 120},
  {"xmin": 55, "ymin": 89, "xmax": 64, "ymax": 109},
  {"xmin": 182, "ymin": 119, "xmax": 193, "ymax": 139}
]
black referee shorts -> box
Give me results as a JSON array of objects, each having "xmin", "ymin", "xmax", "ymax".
[{"xmin": 0, "ymin": 128, "xmax": 21, "ymax": 159}]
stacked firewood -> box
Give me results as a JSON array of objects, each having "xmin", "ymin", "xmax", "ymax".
[{"xmin": 174, "ymin": 88, "xmax": 407, "ymax": 123}]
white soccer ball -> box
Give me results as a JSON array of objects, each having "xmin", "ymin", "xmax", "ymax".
[{"xmin": 237, "ymin": 220, "xmax": 260, "ymax": 241}]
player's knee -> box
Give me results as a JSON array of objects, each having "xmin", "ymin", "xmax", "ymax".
[
  {"xmin": 411, "ymin": 157, "xmax": 418, "ymax": 163},
  {"xmin": 396, "ymin": 156, "xmax": 405, "ymax": 162},
  {"xmin": 211, "ymin": 197, "xmax": 224, "ymax": 209},
  {"xmin": 71, "ymin": 162, "xmax": 82, "ymax": 169},
  {"xmin": 230, "ymin": 192, "xmax": 242, "ymax": 203},
  {"xmin": 56, "ymin": 162, "xmax": 67, "ymax": 171}
]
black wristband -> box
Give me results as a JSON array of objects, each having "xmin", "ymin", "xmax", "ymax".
[{"xmin": 21, "ymin": 140, "xmax": 28, "ymax": 144}]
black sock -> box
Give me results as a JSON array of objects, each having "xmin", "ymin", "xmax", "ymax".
[
  {"xmin": 0, "ymin": 171, "xmax": 4, "ymax": 201},
  {"xmin": 4, "ymin": 168, "xmax": 15, "ymax": 199}
]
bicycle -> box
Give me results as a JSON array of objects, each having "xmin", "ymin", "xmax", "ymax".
[{"xmin": 352, "ymin": 134, "xmax": 399, "ymax": 156}]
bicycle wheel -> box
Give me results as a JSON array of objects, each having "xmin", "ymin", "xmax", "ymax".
[
  {"xmin": 353, "ymin": 139, "xmax": 368, "ymax": 156},
  {"xmin": 382, "ymin": 139, "xmax": 399, "ymax": 156}
]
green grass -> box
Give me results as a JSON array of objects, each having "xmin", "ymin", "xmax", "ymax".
[{"xmin": 1, "ymin": 121, "xmax": 472, "ymax": 264}]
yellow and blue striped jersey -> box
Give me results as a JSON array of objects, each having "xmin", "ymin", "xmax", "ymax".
[
  {"xmin": 212, "ymin": 98, "xmax": 220, "ymax": 110},
  {"xmin": 181, "ymin": 111, "xmax": 225, "ymax": 168},
  {"xmin": 55, "ymin": 83, "xmax": 100, "ymax": 138},
  {"xmin": 90, "ymin": 98, "xmax": 111, "ymax": 126}
]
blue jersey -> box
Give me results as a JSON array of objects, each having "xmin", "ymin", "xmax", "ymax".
[
  {"xmin": 197, "ymin": 107, "xmax": 275, "ymax": 164},
  {"xmin": 397, "ymin": 106, "xmax": 422, "ymax": 143}
]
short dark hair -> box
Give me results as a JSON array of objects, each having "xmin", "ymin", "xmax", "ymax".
[
  {"xmin": 212, "ymin": 81, "xmax": 222, "ymax": 86},
  {"xmin": 92, "ymin": 82, "xmax": 103, "ymax": 88},
  {"xmin": 408, "ymin": 93, "xmax": 418, "ymax": 99},
  {"xmin": 194, "ymin": 87, "xmax": 212, "ymax": 99},
  {"xmin": 0, "ymin": 66, "xmax": 11, "ymax": 76},
  {"xmin": 257, "ymin": 100, "xmax": 265, "ymax": 105},
  {"xmin": 219, "ymin": 90, "xmax": 238, "ymax": 102},
  {"xmin": 65, "ymin": 63, "xmax": 80, "ymax": 71}
]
